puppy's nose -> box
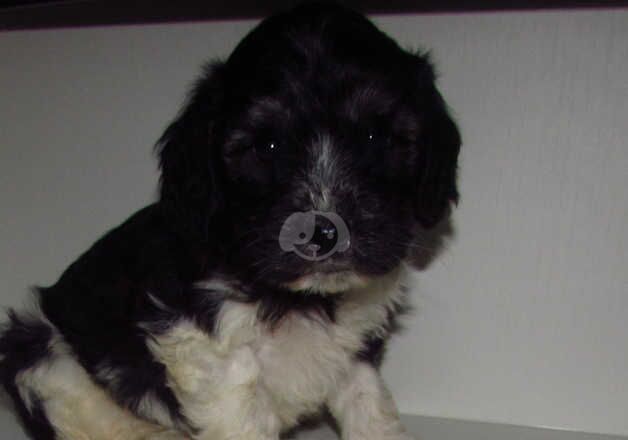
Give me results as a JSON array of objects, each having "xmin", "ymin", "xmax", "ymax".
[{"xmin": 309, "ymin": 216, "xmax": 338, "ymax": 252}]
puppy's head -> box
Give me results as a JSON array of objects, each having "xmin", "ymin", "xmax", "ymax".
[{"xmin": 157, "ymin": 3, "xmax": 460, "ymax": 294}]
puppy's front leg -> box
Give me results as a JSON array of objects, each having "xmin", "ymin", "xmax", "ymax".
[
  {"xmin": 327, "ymin": 362, "xmax": 414, "ymax": 440},
  {"xmin": 193, "ymin": 348, "xmax": 280, "ymax": 440},
  {"xmin": 160, "ymin": 342, "xmax": 280, "ymax": 440}
]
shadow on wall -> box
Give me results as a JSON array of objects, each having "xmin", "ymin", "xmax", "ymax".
[{"xmin": 409, "ymin": 215, "xmax": 455, "ymax": 272}]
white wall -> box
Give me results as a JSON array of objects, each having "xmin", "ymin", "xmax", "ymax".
[{"xmin": 1, "ymin": 8, "xmax": 627, "ymax": 437}]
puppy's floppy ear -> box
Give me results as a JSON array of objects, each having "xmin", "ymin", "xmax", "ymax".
[
  {"xmin": 412, "ymin": 54, "xmax": 461, "ymax": 228},
  {"xmin": 156, "ymin": 62, "xmax": 226, "ymax": 241}
]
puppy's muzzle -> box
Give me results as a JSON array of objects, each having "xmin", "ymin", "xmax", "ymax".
[{"xmin": 279, "ymin": 211, "xmax": 350, "ymax": 261}]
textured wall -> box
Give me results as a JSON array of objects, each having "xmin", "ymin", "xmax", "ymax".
[
  {"xmin": 1, "ymin": 8, "xmax": 627, "ymax": 436},
  {"xmin": 375, "ymin": 11, "xmax": 628, "ymax": 436}
]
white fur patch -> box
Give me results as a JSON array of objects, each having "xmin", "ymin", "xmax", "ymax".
[
  {"xmin": 309, "ymin": 134, "xmax": 338, "ymax": 211},
  {"xmin": 328, "ymin": 363, "xmax": 413, "ymax": 440},
  {"xmin": 283, "ymin": 270, "xmax": 369, "ymax": 293},
  {"xmin": 191, "ymin": 279, "xmax": 237, "ymax": 294}
]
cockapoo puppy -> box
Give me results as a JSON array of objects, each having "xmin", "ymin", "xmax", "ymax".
[{"xmin": 0, "ymin": 3, "xmax": 460, "ymax": 439}]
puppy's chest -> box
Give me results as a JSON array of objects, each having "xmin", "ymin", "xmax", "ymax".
[
  {"xmin": 253, "ymin": 313, "xmax": 356, "ymax": 410},
  {"xmin": 152, "ymin": 301, "xmax": 368, "ymax": 423}
]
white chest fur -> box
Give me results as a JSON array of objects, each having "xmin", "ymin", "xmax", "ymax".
[{"xmin": 148, "ymin": 270, "xmax": 406, "ymax": 438}]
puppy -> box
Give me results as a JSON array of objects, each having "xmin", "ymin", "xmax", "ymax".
[{"xmin": 0, "ymin": 3, "xmax": 460, "ymax": 439}]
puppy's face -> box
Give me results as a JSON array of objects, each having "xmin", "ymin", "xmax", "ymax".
[
  {"xmin": 221, "ymin": 60, "xmax": 420, "ymax": 293},
  {"xmin": 157, "ymin": 5, "xmax": 460, "ymax": 294}
]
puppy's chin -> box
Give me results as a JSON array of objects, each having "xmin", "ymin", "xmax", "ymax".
[{"xmin": 283, "ymin": 271, "xmax": 369, "ymax": 294}]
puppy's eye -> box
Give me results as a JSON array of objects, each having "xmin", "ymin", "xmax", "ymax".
[
  {"xmin": 255, "ymin": 140, "xmax": 280, "ymax": 158},
  {"xmin": 365, "ymin": 129, "xmax": 390, "ymax": 148}
]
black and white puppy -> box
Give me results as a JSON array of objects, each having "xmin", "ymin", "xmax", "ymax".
[{"xmin": 0, "ymin": 3, "xmax": 460, "ymax": 439}]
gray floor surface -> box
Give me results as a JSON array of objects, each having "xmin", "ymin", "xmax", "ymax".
[
  {"xmin": 1, "ymin": 407, "xmax": 626, "ymax": 439},
  {"xmin": 294, "ymin": 415, "xmax": 627, "ymax": 440}
]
